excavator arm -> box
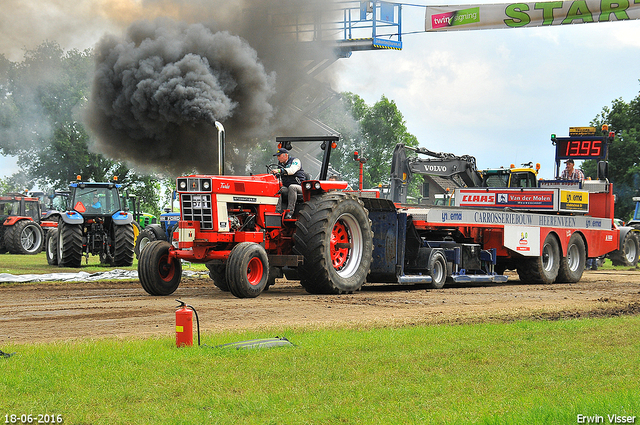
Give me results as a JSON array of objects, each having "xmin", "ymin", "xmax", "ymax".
[{"xmin": 389, "ymin": 144, "xmax": 483, "ymax": 203}]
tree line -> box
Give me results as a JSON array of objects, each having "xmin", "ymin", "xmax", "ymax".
[{"xmin": 1, "ymin": 41, "xmax": 639, "ymax": 219}]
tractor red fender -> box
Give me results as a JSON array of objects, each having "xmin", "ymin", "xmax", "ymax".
[
  {"xmin": 302, "ymin": 181, "xmax": 349, "ymax": 202},
  {"xmin": 2, "ymin": 216, "xmax": 34, "ymax": 226}
]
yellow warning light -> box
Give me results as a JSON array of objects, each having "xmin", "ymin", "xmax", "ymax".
[
  {"xmin": 602, "ymin": 124, "xmax": 609, "ymax": 132},
  {"xmin": 331, "ymin": 142, "xmax": 337, "ymax": 149},
  {"xmin": 510, "ymin": 164, "xmax": 515, "ymax": 169},
  {"xmin": 113, "ymin": 176, "xmax": 118, "ymax": 181},
  {"xmin": 402, "ymin": 173, "xmax": 407, "ymax": 182},
  {"xmin": 536, "ymin": 163, "xmax": 541, "ymax": 170},
  {"xmin": 76, "ymin": 175, "xmax": 82, "ymax": 181}
]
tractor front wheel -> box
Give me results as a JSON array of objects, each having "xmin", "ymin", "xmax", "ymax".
[
  {"xmin": 138, "ymin": 240, "xmax": 182, "ymax": 296},
  {"xmin": 46, "ymin": 228, "xmax": 58, "ymax": 265},
  {"xmin": 226, "ymin": 242, "xmax": 269, "ymax": 298},
  {"xmin": 135, "ymin": 228, "xmax": 157, "ymax": 258}
]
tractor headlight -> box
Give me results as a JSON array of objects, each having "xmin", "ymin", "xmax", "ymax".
[
  {"xmin": 304, "ymin": 183, "xmax": 312, "ymax": 190},
  {"xmin": 179, "ymin": 181, "xmax": 187, "ymax": 190},
  {"xmin": 203, "ymin": 180, "xmax": 210, "ymax": 190},
  {"xmin": 314, "ymin": 182, "xmax": 321, "ymax": 190}
]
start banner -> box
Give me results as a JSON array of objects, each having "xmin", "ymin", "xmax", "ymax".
[{"xmin": 425, "ymin": 0, "xmax": 640, "ymax": 31}]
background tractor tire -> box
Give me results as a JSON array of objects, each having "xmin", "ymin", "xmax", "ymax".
[
  {"xmin": 206, "ymin": 263, "xmax": 230, "ymax": 292},
  {"xmin": 293, "ymin": 192, "xmax": 373, "ymax": 294},
  {"xmin": 135, "ymin": 228, "xmax": 157, "ymax": 258},
  {"xmin": 57, "ymin": 222, "xmax": 83, "ymax": 267},
  {"xmin": 4, "ymin": 220, "xmax": 44, "ymax": 255},
  {"xmin": 556, "ymin": 233, "xmax": 586, "ymax": 283},
  {"xmin": 138, "ymin": 240, "xmax": 182, "ymax": 296},
  {"xmin": 609, "ymin": 231, "xmax": 639, "ymax": 267},
  {"xmin": 111, "ymin": 224, "xmax": 135, "ymax": 266},
  {"xmin": 225, "ymin": 242, "xmax": 269, "ymax": 298},
  {"xmin": 517, "ymin": 233, "xmax": 560, "ymax": 284},
  {"xmin": 46, "ymin": 228, "xmax": 59, "ymax": 265}
]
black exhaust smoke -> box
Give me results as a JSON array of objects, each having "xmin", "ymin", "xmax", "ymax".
[{"xmin": 84, "ymin": 18, "xmax": 276, "ymax": 175}]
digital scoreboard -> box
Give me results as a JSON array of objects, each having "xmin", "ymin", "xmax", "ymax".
[{"xmin": 554, "ymin": 137, "xmax": 607, "ymax": 161}]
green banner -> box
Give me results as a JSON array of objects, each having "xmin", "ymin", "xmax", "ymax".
[{"xmin": 426, "ymin": 0, "xmax": 640, "ymax": 31}]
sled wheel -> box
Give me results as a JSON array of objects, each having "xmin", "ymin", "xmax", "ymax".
[
  {"xmin": 138, "ymin": 240, "xmax": 182, "ymax": 296},
  {"xmin": 293, "ymin": 192, "xmax": 373, "ymax": 294},
  {"xmin": 609, "ymin": 231, "xmax": 639, "ymax": 267},
  {"xmin": 428, "ymin": 250, "xmax": 447, "ymax": 289},
  {"xmin": 111, "ymin": 224, "xmax": 135, "ymax": 266},
  {"xmin": 226, "ymin": 242, "xmax": 269, "ymax": 298},
  {"xmin": 517, "ymin": 233, "xmax": 560, "ymax": 284},
  {"xmin": 556, "ymin": 233, "xmax": 586, "ymax": 283},
  {"xmin": 46, "ymin": 228, "xmax": 59, "ymax": 265},
  {"xmin": 57, "ymin": 222, "xmax": 83, "ymax": 267}
]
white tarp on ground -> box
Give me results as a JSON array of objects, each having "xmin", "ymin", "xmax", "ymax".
[{"xmin": 0, "ymin": 269, "xmax": 207, "ymax": 283}]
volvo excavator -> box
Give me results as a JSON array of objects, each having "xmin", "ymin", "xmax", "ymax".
[{"xmin": 389, "ymin": 144, "xmax": 540, "ymax": 204}]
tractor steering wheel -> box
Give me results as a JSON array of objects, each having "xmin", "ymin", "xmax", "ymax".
[{"xmin": 267, "ymin": 163, "xmax": 285, "ymax": 178}]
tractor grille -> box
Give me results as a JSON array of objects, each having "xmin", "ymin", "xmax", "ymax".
[{"xmin": 181, "ymin": 194, "xmax": 213, "ymax": 229}]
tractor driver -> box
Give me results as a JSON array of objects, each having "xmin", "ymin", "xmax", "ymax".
[
  {"xmin": 90, "ymin": 195, "xmax": 102, "ymax": 212},
  {"xmin": 271, "ymin": 147, "xmax": 306, "ymax": 219}
]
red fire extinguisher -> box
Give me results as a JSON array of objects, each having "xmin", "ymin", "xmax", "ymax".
[{"xmin": 175, "ymin": 300, "xmax": 200, "ymax": 347}]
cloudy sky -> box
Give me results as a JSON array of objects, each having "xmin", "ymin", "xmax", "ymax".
[{"xmin": 1, "ymin": 0, "xmax": 640, "ymax": 180}]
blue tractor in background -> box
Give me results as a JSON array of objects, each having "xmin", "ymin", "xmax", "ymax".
[
  {"xmin": 45, "ymin": 178, "xmax": 135, "ymax": 267},
  {"xmin": 134, "ymin": 195, "xmax": 180, "ymax": 258}
]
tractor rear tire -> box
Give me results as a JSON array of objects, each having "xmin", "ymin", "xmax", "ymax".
[
  {"xmin": 46, "ymin": 228, "xmax": 59, "ymax": 265},
  {"xmin": 517, "ymin": 233, "xmax": 560, "ymax": 284},
  {"xmin": 225, "ymin": 242, "xmax": 269, "ymax": 298},
  {"xmin": 556, "ymin": 233, "xmax": 586, "ymax": 283},
  {"xmin": 5, "ymin": 220, "xmax": 44, "ymax": 255},
  {"xmin": 138, "ymin": 240, "xmax": 182, "ymax": 296},
  {"xmin": 135, "ymin": 228, "xmax": 157, "ymax": 258},
  {"xmin": 293, "ymin": 192, "xmax": 373, "ymax": 294},
  {"xmin": 609, "ymin": 231, "xmax": 639, "ymax": 267},
  {"xmin": 206, "ymin": 263, "xmax": 230, "ymax": 292},
  {"xmin": 57, "ymin": 222, "xmax": 83, "ymax": 267},
  {"xmin": 111, "ymin": 224, "xmax": 135, "ymax": 266}
]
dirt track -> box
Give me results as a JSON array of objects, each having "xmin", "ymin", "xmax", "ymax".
[{"xmin": 1, "ymin": 270, "xmax": 640, "ymax": 344}]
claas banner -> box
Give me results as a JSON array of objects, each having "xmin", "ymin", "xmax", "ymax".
[{"xmin": 425, "ymin": 0, "xmax": 640, "ymax": 31}]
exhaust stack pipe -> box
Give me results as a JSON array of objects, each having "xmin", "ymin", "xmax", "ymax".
[{"xmin": 215, "ymin": 121, "xmax": 225, "ymax": 175}]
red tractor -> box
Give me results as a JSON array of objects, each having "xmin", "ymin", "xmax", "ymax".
[
  {"xmin": 138, "ymin": 135, "xmax": 375, "ymax": 298},
  {"xmin": 0, "ymin": 193, "xmax": 44, "ymax": 255}
]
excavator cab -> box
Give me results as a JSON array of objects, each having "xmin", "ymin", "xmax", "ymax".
[
  {"xmin": 507, "ymin": 162, "xmax": 540, "ymax": 188},
  {"xmin": 481, "ymin": 163, "xmax": 539, "ymax": 188}
]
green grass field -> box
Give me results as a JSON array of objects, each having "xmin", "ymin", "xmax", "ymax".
[
  {"xmin": 1, "ymin": 317, "xmax": 639, "ymax": 424},
  {"xmin": 1, "ymin": 253, "xmax": 637, "ymax": 423}
]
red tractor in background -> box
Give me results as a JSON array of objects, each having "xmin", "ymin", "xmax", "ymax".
[
  {"xmin": 0, "ymin": 193, "xmax": 44, "ymax": 255},
  {"xmin": 138, "ymin": 134, "xmax": 375, "ymax": 298}
]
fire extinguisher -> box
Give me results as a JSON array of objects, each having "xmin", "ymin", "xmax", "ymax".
[{"xmin": 175, "ymin": 299, "xmax": 200, "ymax": 347}]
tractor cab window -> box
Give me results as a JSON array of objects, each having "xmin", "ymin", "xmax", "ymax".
[
  {"xmin": 0, "ymin": 200, "xmax": 19, "ymax": 217},
  {"xmin": 24, "ymin": 201, "xmax": 40, "ymax": 220},
  {"xmin": 74, "ymin": 187, "xmax": 121, "ymax": 215}
]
